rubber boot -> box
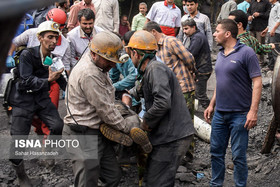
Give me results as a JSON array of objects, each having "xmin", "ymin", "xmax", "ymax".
[
  {"xmin": 12, "ymin": 161, "xmax": 32, "ymax": 187},
  {"xmin": 100, "ymin": 123, "xmax": 133, "ymax": 146}
]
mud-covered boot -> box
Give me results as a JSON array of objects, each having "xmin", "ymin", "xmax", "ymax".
[
  {"xmin": 100, "ymin": 124, "xmax": 133, "ymax": 146},
  {"xmin": 13, "ymin": 161, "xmax": 32, "ymax": 187},
  {"xmin": 130, "ymin": 127, "xmax": 152, "ymax": 154}
]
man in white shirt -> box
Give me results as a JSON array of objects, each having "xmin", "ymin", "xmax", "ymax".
[
  {"xmin": 92, "ymin": 0, "xmax": 119, "ymax": 33},
  {"xmin": 178, "ymin": 0, "xmax": 213, "ymax": 51},
  {"xmin": 146, "ymin": 0, "xmax": 181, "ymax": 36},
  {"xmin": 67, "ymin": 8, "xmax": 103, "ymax": 68}
]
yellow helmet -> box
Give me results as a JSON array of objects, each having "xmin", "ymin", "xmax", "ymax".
[
  {"xmin": 89, "ymin": 31, "xmax": 124, "ymax": 63},
  {"xmin": 126, "ymin": 30, "xmax": 157, "ymax": 51}
]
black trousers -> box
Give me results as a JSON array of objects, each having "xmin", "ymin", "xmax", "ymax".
[
  {"xmin": 146, "ymin": 135, "xmax": 194, "ymax": 187},
  {"xmin": 195, "ymin": 73, "xmax": 211, "ymax": 107},
  {"xmin": 10, "ymin": 102, "xmax": 63, "ymax": 165},
  {"xmin": 268, "ymin": 33, "xmax": 280, "ymax": 70}
]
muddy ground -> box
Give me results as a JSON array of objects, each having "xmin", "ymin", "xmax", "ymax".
[{"xmin": 0, "ymin": 49, "xmax": 280, "ymax": 187}]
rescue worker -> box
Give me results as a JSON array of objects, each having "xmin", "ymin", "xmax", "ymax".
[
  {"xmin": 127, "ymin": 30, "xmax": 195, "ymax": 187},
  {"xmin": 63, "ymin": 31, "xmax": 151, "ymax": 187},
  {"xmin": 7, "ymin": 8, "xmax": 70, "ymax": 136},
  {"xmin": 9, "ymin": 20, "xmax": 66, "ymax": 187}
]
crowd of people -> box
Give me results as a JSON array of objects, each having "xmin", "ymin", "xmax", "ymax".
[{"xmin": 3, "ymin": 0, "xmax": 280, "ymax": 186}]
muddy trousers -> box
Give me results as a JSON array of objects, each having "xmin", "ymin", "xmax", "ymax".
[
  {"xmin": 9, "ymin": 103, "xmax": 63, "ymax": 165},
  {"xmin": 63, "ymin": 125, "xmax": 122, "ymax": 187},
  {"xmin": 146, "ymin": 135, "xmax": 193, "ymax": 187},
  {"xmin": 183, "ymin": 91, "xmax": 195, "ymax": 158}
]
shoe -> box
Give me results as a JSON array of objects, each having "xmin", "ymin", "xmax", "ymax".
[
  {"xmin": 100, "ymin": 124, "xmax": 133, "ymax": 146},
  {"xmin": 12, "ymin": 161, "xmax": 32, "ymax": 187},
  {"xmin": 130, "ymin": 127, "xmax": 152, "ymax": 153}
]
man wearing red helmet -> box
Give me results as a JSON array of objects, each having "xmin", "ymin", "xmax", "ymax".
[{"xmin": 7, "ymin": 8, "xmax": 71, "ymax": 136}]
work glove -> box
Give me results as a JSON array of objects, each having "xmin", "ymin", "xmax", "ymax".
[{"xmin": 6, "ymin": 56, "xmax": 15, "ymax": 68}]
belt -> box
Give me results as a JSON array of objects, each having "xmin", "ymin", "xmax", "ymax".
[{"xmin": 68, "ymin": 123, "xmax": 100, "ymax": 135}]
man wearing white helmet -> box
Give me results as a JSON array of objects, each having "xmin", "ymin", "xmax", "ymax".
[
  {"xmin": 7, "ymin": 8, "xmax": 71, "ymax": 74},
  {"xmin": 8, "ymin": 21, "xmax": 66, "ymax": 186},
  {"xmin": 6, "ymin": 8, "xmax": 71, "ymax": 137}
]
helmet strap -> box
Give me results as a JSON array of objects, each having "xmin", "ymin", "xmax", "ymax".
[{"xmin": 136, "ymin": 50, "xmax": 155, "ymax": 80}]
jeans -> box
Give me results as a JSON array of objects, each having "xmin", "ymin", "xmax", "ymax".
[
  {"xmin": 268, "ymin": 33, "xmax": 280, "ymax": 70},
  {"xmin": 210, "ymin": 110, "xmax": 249, "ymax": 187}
]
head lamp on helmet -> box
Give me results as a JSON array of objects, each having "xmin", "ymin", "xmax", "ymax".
[
  {"xmin": 37, "ymin": 21, "xmax": 61, "ymax": 36},
  {"xmin": 89, "ymin": 31, "xmax": 124, "ymax": 63}
]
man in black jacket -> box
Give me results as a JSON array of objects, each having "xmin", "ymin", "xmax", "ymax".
[
  {"xmin": 181, "ymin": 18, "xmax": 212, "ymax": 108},
  {"xmin": 247, "ymin": 0, "xmax": 271, "ymax": 65},
  {"xmin": 127, "ymin": 30, "xmax": 195, "ymax": 187},
  {"xmin": 9, "ymin": 21, "xmax": 66, "ymax": 186}
]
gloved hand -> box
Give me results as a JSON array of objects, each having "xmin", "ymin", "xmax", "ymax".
[{"xmin": 6, "ymin": 56, "xmax": 15, "ymax": 68}]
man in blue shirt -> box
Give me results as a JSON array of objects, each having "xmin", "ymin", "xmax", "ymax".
[
  {"xmin": 204, "ymin": 19, "xmax": 262, "ymax": 187},
  {"xmin": 109, "ymin": 31, "xmax": 139, "ymax": 110}
]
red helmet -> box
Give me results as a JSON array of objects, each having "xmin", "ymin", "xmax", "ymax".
[{"xmin": 46, "ymin": 8, "xmax": 67, "ymax": 25}]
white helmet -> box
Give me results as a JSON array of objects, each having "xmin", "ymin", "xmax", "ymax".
[{"xmin": 37, "ymin": 21, "xmax": 61, "ymax": 36}]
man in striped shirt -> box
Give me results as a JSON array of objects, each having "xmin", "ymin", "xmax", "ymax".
[
  {"xmin": 143, "ymin": 21, "xmax": 195, "ymax": 112},
  {"xmin": 228, "ymin": 10, "xmax": 275, "ymax": 60}
]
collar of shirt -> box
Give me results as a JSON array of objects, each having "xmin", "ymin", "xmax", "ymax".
[
  {"xmin": 219, "ymin": 40, "xmax": 242, "ymax": 56},
  {"xmin": 33, "ymin": 46, "xmax": 41, "ymax": 58},
  {"xmin": 158, "ymin": 34, "xmax": 167, "ymax": 46},
  {"xmin": 190, "ymin": 30, "xmax": 200, "ymax": 39},
  {"xmin": 164, "ymin": 0, "xmax": 176, "ymax": 9},
  {"xmin": 272, "ymin": 1, "xmax": 279, "ymax": 7},
  {"xmin": 88, "ymin": 52, "xmax": 105, "ymax": 72},
  {"xmin": 186, "ymin": 11, "xmax": 200, "ymax": 19},
  {"xmin": 79, "ymin": 27, "xmax": 92, "ymax": 39},
  {"xmin": 237, "ymin": 31, "xmax": 249, "ymax": 38}
]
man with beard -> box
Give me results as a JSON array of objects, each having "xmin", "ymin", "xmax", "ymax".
[
  {"xmin": 64, "ymin": 31, "xmax": 151, "ymax": 186},
  {"xmin": 178, "ymin": 0, "xmax": 213, "ymax": 51},
  {"xmin": 67, "ymin": 8, "xmax": 103, "ymax": 68},
  {"xmin": 9, "ymin": 21, "xmax": 66, "ymax": 186},
  {"xmin": 204, "ymin": 19, "xmax": 262, "ymax": 187},
  {"xmin": 67, "ymin": 0, "xmax": 96, "ymax": 31}
]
